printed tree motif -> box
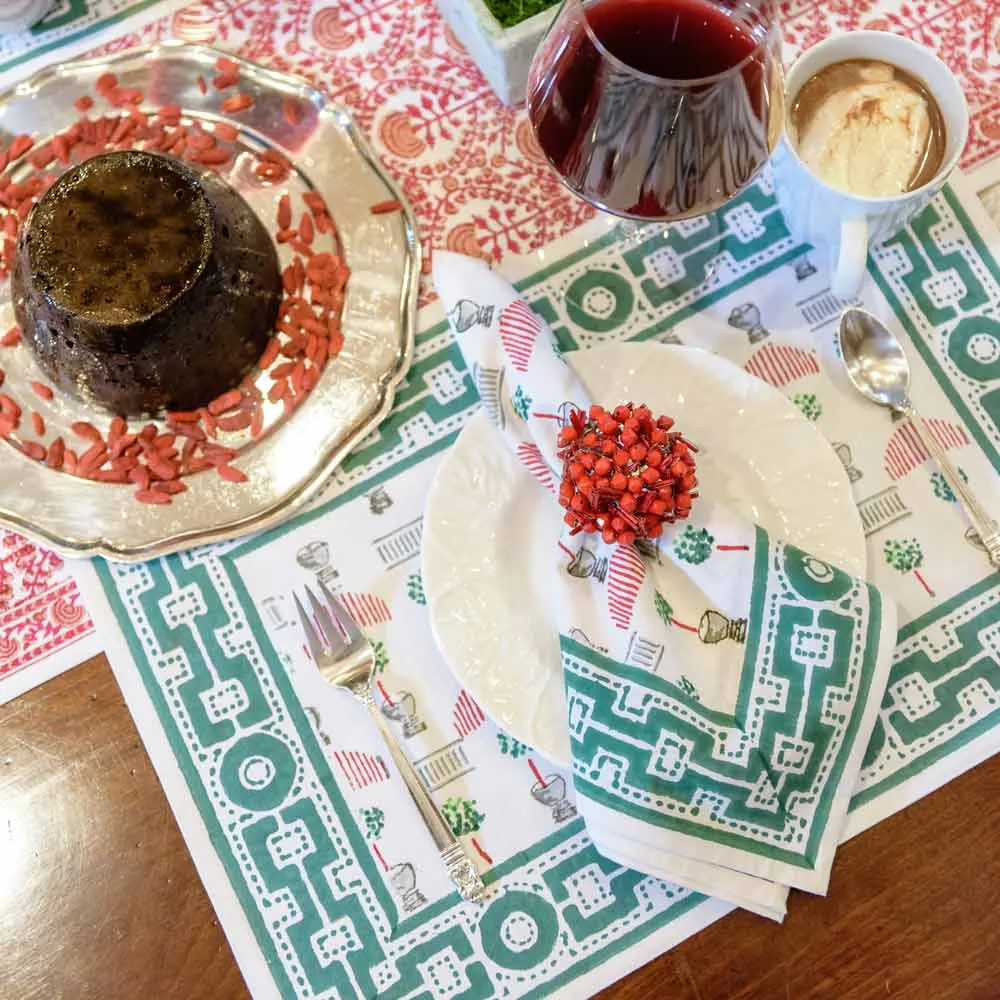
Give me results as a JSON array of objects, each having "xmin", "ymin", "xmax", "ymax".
[
  {"xmin": 673, "ymin": 525, "xmax": 714, "ymax": 564},
  {"xmin": 442, "ymin": 797, "xmax": 484, "ymax": 836},
  {"xmin": 653, "ymin": 591, "xmax": 698, "ymax": 633},
  {"xmin": 371, "ymin": 640, "xmax": 389, "ymax": 674},
  {"xmin": 884, "ymin": 537, "xmax": 935, "ymax": 596},
  {"xmin": 678, "ymin": 676, "xmax": 699, "ymax": 701},
  {"xmin": 511, "ymin": 385, "xmax": 531, "ymax": 421},
  {"xmin": 359, "ymin": 806, "xmax": 385, "ymax": 840},
  {"xmin": 442, "ymin": 796, "xmax": 492, "ymax": 863},
  {"xmin": 791, "ymin": 393, "xmax": 822, "ymax": 421},
  {"xmin": 406, "ymin": 573, "xmax": 426, "ymax": 605},
  {"xmin": 497, "ymin": 731, "xmax": 529, "ymax": 758},
  {"xmin": 930, "ymin": 469, "xmax": 967, "ymax": 503}
]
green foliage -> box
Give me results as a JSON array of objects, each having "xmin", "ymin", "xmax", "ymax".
[
  {"xmin": 511, "ymin": 385, "xmax": 532, "ymax": 422},
  {"xmin": 791, "ymin": 393, "xmax": 822, "ymax": 421},
  {"xmin": 653, "ymin": 590, "xmax": 673, "ymax": 627},
  {"xmin": 359, "ymin": 806, "xmax": 385, "ymax": 840},
  {"xmin": 371, "ymin": 640, "xmax": 389, "ymax": 674},
  {"xmin": 406, "ymin": 573, "xmax": 426, "ymax": 605},
  {"xmin": 484, "ymin": 0, "xmax": 557, "ymax": 29},
  {"xmin": 673, "ymin": 525, "xmax": 714, "ymax": 565},
  {"xmin": 884, "ymin": 537, "xmax": 923, "ymax": 573},
  {"xmin": 497, "ymin": 731, "xmax": 529, "ymax": 758},
  {"xmin": 930, "ymin": 469, "xmax": 967, "ymax": 502},
  {"xmin": 678, "ymin": 676, "xmax": 699, "ymax": 701},
  {"xmin": 442, "ymin": 797, "xmax": 484, "ymax": 836}
]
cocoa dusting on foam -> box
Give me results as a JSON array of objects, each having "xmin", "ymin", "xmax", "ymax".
[{"xmin": 789, "ymin": 59, "xmax": 946, "ymax": 197}]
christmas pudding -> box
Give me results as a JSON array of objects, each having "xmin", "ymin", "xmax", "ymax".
[{"xmin": 11, "ymin": 149, "xmax": 281, "ymax": 416}]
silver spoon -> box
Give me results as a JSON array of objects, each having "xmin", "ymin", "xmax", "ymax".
[{"xmin": 839, "ymin": 307, "xmax": 1000, "ymax": 569}]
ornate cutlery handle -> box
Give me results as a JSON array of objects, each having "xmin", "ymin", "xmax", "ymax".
[
  {"xmin": 902, "ymin": 403, "xmax": 1000, "ymax": 569},
  {"xmin": 360, "ymin": 689, "xmax": 488, "ymax": 904}
]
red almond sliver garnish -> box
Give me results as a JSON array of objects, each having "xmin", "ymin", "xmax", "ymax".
[
  {"xmin": 207, "ymin": 388, "xmax": 243, "ymax": 416},
  {"xmin": 135, "ymin": 488, "xmax": 172, "ymax": 505},
  {"xmin": 217, "ymin": 463, "xmax": 248, "ymax": 484},
  {"xmin": 9, "ymin": 135, "xmax": 33, "ymax": 160},
  {"xmin": 369, "ymin": 199, "xmax": 402, "ymax": 215},
  {"xmin": 95, "ymin": 72, "xmax": 118, "ymax": 95},
  {"xmin": 259, "ymin": 338, "xmax": 281, "ymax": 370},
  {"xmin": 213, "ymin": 72, "xmax": 240, "ymax": 91},
  {"xmin": 214, "ymin": 122, "xmax": 239, "ymax": 142},
  {"xmin": 302, "ymin": 192, "xmax": 326, "ymax": 217},
  {"xmin": 220, "ymin": 93, "xmax": 254, "ymax": 114},
  {"xmin": 157, "ymin": 480, "xmax": 188, "ymax": 495},
  {"xmin": 46, "ymin": 437, "xmax": 64, "ymax": 469},
  {"xmin": 71, "ymin": 421, "xmax": 103, "ymax": 443},
  {"xmin": 215, "ymin": 411, "xmax": 252, "ymax": 433},
  {"xmin": 189, "ymin": 148, "xmax": 232, "ymax": 166},
  {"xmin": 278, "ymin": 194, "xmax": 292, "ymax": 229},
  {"xmin": 166, "ymin": 410, "xmax": 200, "ymax": 424},
  {"xmin": 0, "ymin": 395, "xmax": 21, "ymax": 424}
]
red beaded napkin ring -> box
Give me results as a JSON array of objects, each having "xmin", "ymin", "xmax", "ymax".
[{"xmin": 557, "ymin": 403, "xmax": 698, "ymax": 546}]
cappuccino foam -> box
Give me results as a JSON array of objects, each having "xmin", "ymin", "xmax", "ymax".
[{"xmin": 788, "ymin": 59, "xmax": 945, "ymax": 197}]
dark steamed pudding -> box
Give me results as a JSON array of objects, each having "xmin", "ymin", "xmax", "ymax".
[{"xmin": 12, "ymin": 150, "xmax": 281, "ymax": 416}]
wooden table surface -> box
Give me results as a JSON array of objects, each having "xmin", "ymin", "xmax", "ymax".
[{"xmin": 2, "ymin": 652, "xmax": 999, "ymax": 1000}]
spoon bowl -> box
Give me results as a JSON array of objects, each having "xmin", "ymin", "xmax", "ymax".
[
  {"xmin": 838, "ymin": 307, "xmax": 913, "ymax": 410},
  {"xmin": 838, "ymin": 307, "xmax": 1000, "ymax": 570}
]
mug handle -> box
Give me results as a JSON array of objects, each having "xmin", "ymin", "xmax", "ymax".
[{"xmin": 831, "ymin": 217, "xmax": 868, "ymax": 299}]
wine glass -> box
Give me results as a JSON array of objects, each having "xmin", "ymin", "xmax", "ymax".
[{"xmin": 526, "ymin": 0, "xmax": 784, "ymax": 225}]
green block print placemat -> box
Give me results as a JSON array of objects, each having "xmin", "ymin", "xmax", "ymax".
[
  {"xmin": 74, "ymin": 168, "xmax": 1000, "ymax": 998},
  {"xmin": 0, "ymin": 0, "xmax": 183, "ymax": 88}
]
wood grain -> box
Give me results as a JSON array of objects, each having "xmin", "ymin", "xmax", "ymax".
[
  {"xmin": 2, "ymin": 653, "xmax": 999, "ymax": 1000},
  {"xmin": 0, "ymin": 654, "xmax": 249, "ymax": 1000}
]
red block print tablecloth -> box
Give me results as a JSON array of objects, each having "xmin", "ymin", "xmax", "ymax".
[{"xmin": 2, "ymin": 0, "xmax": 999, "ymax": 698}]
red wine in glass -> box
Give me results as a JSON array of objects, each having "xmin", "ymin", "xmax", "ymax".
[{"xmin": 526, "ymin": 0, "xmax": 783, "ymax": 221}]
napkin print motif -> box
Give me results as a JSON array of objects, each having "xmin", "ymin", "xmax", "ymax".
[
  {"xmin": 516, "ymin": 441, "xmax": 557, "ymax": 494},
  {"xmin": 499, "ymin": 299, "xmax": 543, "ymax": 372},
  {"xmin": 435, "ymin": 251, "xmax": 896, "ymax": 904},
  {"xmin": 607, "ymin": 544, "xmax": 645, "ymax": 630}
]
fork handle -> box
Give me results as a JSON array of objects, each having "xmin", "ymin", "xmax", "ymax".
[
  {"xmin": 900, "ymin": 403, "xmax": 1000, "ymax": 569},
  {"xmin": 360, "ymin": 690, "xmax": 488, "ymax": 905}
]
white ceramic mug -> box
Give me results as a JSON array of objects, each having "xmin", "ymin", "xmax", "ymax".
[{"xmin": 771, "ymin": 31, "xmax": 968, "ymax": 298}]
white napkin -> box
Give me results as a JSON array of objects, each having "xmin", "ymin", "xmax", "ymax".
[{"xmin": 434, "ymin": 251, "xmax": 897, "ymax": 919}]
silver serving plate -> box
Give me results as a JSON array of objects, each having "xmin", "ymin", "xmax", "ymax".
[{"xmin": 0, "ymin": 41, "xmax": 419, "ymax": 561}]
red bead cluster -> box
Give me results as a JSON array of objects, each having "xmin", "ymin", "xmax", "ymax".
[{"xmin": 557, "ymin": 403, "xmax": 698, "ymax": 545}]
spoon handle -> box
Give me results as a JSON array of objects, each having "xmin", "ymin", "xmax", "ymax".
[{"xmin": 900, "ymin": 403, "xmax": 1000, "ymax": 569}]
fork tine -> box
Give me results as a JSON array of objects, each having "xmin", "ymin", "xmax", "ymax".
[
  {"xmin": 293, "ymin": 591, "xmax": 324, "ymax": 662},
  {"xmin": 304, "ymin": 584, "xmax": 344, "ymax": 651},
  {"xmin": 318, "ymin": 577, "xmax": 364, "ymax": 643}
]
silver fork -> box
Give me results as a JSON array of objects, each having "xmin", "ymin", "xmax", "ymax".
[{"xmin": 295, "ymin": 580, "xmax": 487, "ymax": 905}]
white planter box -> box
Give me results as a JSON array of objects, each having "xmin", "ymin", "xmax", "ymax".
[{"xmin": 435, "ymin": 0, "xmax": 558, "ymax": 106}]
